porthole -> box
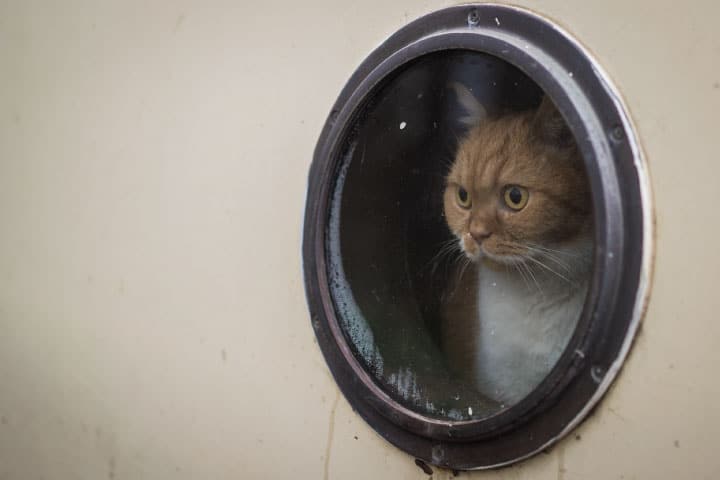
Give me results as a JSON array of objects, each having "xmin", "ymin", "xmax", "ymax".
[{"xmin": 302, "ymin": 4, "xmax": 652, "ymax": 470}]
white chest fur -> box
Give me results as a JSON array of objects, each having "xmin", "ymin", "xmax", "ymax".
[
  {"xmin": 473, "ymin": 261, "xmax": 587, "ymax": 405},
  {"xmin": 441, "ymin": 234, "xmax": 592, "ymax": 406}
]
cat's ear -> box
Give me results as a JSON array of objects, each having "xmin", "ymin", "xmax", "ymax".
[
  {"xmin": 449, "ymin": 82, "xmax": 487, "ymax": 127},
  {"xmin": 532, "ymin": 95, "xmax": 574, "ymax": 147}
]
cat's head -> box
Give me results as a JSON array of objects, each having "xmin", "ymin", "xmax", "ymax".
[{"xmin": 443, "ymin": 84, "xmax": 591, "ymax": 265}]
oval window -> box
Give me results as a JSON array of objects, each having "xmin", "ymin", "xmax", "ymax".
[{"xmin": 303, "ymin": 4, "xmax": 652, "ymax": 470}]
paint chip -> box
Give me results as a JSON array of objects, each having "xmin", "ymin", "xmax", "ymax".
[{"xmin": 399, "ymin": 121, "xmax": 407, "ymax": 130}]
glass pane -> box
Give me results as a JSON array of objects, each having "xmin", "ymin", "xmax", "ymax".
[{"xmin": 327, "ymin": 50, "xmax": 593, "ymax": 420}]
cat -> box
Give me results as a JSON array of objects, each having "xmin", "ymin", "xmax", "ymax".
[{"xmin": 440, "ymin": 83, "xmax": 593, "ymax": 408}]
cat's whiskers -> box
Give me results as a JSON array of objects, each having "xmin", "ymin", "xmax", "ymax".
[
  {"xmin": 521, "ymin": 260, "xmax": 545, "ymax": 299},
  {"xmin": 435, "ymin": 239, "xmax": 460, "ymax": 260},
  {"xmin": 492, "ymin": 241, "xmax": 576, "ymax": 292},
  {"xmin": 522, "ymin": 254, "xmax": 576, "ymax": 286},
  {"xmin": 450, "ymin": 255, "xmax": 474, "ymax": 297},
  {"xmin": 525, "ymin": 242, "xmax": 582, "ymax": 258},
  {"xmin": 523, "ymin": 246, "xmax": 572, "ymax": 272},
  {"xmin": 512, "ymin": 262, "xmax": 532, "ymax": 293},
  {"xmin": 425, "ymin": 238, "xmax": 463, "ymax": 275}
]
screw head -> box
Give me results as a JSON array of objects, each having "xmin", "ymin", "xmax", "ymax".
[
  {"xmin": 591, "ymin": 365, "xmax": 606, "ymax": 383},
  {"xmin": 610, "ymin": 125, "xmax": 624, "ymax": 142},
  {"xmin": 432, "ymin": 444, "xmax": 446, "ymax": 463},
  {"xmin": 467, "ymin": 9, "xmax": 480, "ymax": 26}
]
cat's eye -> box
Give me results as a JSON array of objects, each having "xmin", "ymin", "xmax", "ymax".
[
  {"xmin": 456, "ymin": 186, "xmax": 471, "ymax": 208},
  {"xmin": 503, "ymin": 185, "xmax": 529, "ymax": 210},
  {"xmin": 303, "ymin": 4, "xmax": 651, "ymax": 471}
]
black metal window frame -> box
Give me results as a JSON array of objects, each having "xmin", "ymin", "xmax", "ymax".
[{"xmin": 302, "ymin": 4, "xmax": 652, "ymax": 470}]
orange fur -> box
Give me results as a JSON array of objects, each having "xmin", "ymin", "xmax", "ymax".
[{"xmin": 443, "ymin": 96, "xmax": 590, "ymax": 264}]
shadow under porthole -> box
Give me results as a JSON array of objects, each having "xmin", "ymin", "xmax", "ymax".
[{"xmin": 326, "ymin": 50, "xmax": 593, "ymax": 421}]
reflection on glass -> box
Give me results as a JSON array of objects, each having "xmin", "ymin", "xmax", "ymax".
[{"xmin": 327, "ymin": 51, "xmax": 592, "ymax": 420}]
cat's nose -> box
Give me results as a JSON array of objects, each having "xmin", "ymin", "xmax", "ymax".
[{"xmin": 469, "ymin": 228, "xmax": 491, "ymax": 244}]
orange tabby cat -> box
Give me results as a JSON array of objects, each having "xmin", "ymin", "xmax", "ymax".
[{"xmin": 441, "ymin": 84, "xmax": 593, "ymax": 407}]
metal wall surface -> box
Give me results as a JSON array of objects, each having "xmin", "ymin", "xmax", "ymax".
[{"xmin": 0, "ymin": 1, "xmax": 717, "ymax": 479}]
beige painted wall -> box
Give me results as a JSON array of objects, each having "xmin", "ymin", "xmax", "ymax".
[{"xmin": 0, "ymin": 1, "xmax": 718, "ymax": 479}]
